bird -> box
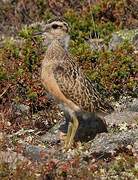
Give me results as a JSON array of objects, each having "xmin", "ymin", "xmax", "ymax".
[{"xmin": 39, "ymin": 17, "xmax": 114, "ymax": 150}]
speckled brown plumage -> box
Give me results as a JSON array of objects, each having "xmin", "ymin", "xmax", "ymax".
[
  {"xmin": 40, "ymin": 18, "xmax": 113, "ymax": 149},
  {"xmin": 42, "ymin": 39, "xmax": 113, "ymax": 114}
]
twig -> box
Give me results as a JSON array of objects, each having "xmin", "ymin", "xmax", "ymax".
[{"xmin": 0, "ymin": 84, "xmax": 11, "ymax": 98}]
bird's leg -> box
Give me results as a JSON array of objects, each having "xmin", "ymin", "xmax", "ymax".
[
  {"xmin": 64, "ymin": 121, "xmax": 73, "ymax": 149},
  {"xmin": 65, "ymin": 114, "xmax": 79, "ymax": 150},
  {"xmin": 68, "ymin": 115, "xmax": 79, "ymax": 147}
]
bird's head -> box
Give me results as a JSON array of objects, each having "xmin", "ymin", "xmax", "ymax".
[{"xmin": 36, "ymin": 18, "xmax": 70, "ymax": 49}]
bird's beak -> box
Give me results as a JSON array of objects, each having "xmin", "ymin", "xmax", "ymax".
[{"xmin": 33, "ymin": 31, "xmax": 44, "ymax": 36}]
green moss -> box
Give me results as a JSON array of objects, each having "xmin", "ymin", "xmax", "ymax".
[
  {"xmin": 16, "ymin": 68, "xmax": 24, "ymax": 77},
  {"xmin": 12, "ymin": 47, "xmax": 20, "ymax": 59},
  {"xmin": 19, "ymin": 26, "xmax": 34, "ymax": 39},
  {"xmin": 74, "ymin": 41, "xmax": 137, "ymax": 100},
  {"xmin": 64, "ymin": 1, "xmax": 117, "ymax": 46},
  {"xmin": 0, "ymin": 163, "xmax": 10, "ymax": 178},
  {"xmin": 0, "ymin": 68, "xmax": 7, "ymax": 81},
  {"xmin": 27, "ymin": 90, "xmax": 38, "ymax": 101}
]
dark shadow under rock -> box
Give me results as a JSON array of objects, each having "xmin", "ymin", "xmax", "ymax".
[
  {"xmin": 60, "ymin": 111, "xmax": 108, "ymax": 142},
  {"xmin": 41, "ymin": 111, "xmax": 108, "ymax": 143},
  {"xmin": 41, "ymin": 106, "xmax": 138, "ymax": 145}
]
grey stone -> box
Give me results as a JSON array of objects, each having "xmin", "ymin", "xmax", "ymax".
[
  {"xmin": 109, "ymin": 29, "xmax": 138, "ymax": 50},
  {"xmin": 12, "ymin": 102, "xmax": 30, "ymax": 115},
  {"xmin": 89, "ymin": 128, "xmax": 138, "ymax": 154},
  {"xmin": 109, "ymin": 34, "xmax": 123, "ymax": 50}
]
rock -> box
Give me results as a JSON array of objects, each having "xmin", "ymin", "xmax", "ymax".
[
  {"xmin": 109, "ymin": 34, "xmax": 123, "ymax": 50},
  {"xmin": 109, "ymin": 29, "xmax": 138, "ymax": 50},
  {"xmin": 127, "ymin": 98, "xmax": 138, "ymax": 112},
  {"xmin": 18, "ymin": 106, "xmax": 138, "ymax": 162},
  {"xmin": 0, "ymin": 151, "xmax": 26, "ymax": 168},
  {"xmin": 89, "ymin": 128, "xmax": 138, "ymax": 155},
  {"xmin": 23, "ymin": 144, "xmax": 49, "ymax": 162},
  {"xmin": 113, "ymin": 97, "xmax": 138, "ymax": 112},
  {"xmin": 105, "ymin": 97, "xmax": 138, "ymax": 126},
  {"xmin": 12, "ymin": 102, "xmax": 30, "ymax": 115},
  {"xmin": 106, "ymin": 110, "xmax": 138, "ymax": 126},
  {"xmin": 40, "ymin": 122, "xmax": 61, "ymax": 144},
  {"xmin": 41, "ymin": 111, "xmax": 108, "ymax": 144},
  {"xmin": 22, "ymin": 127, "xmax": 138, "ymax": 162}
]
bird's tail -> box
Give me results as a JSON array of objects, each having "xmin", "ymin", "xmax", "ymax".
[{"xmin": 95, "ymin": 98, "xmax": 114, "ymax": 117}]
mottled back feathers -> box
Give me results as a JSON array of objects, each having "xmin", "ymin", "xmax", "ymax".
[{"xmin": 41, "ymin": 40, "xmax": 113, "ymax": 115}]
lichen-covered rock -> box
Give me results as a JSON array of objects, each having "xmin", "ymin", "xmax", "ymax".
[{"xmin": 109, "ymin": 29, "xmax": 138, "ymax": 50}]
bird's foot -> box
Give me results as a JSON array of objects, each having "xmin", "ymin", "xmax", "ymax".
[{"xmin": 64, "ymin": 115, "xmax": 79, "ymax": 150}]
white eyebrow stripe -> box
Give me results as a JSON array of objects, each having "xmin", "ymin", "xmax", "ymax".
[
  {"xmin": 50, "ymin": 21, "xmax": 64, "ymax": 26},
  {"xmin": 49, "ymin": 21, "xmax": 69, "ymax": 29}
]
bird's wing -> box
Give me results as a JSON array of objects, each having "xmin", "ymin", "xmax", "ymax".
[
  {"xmin": 53, "ymin": 54, "xmax": 114, "ymax": 114},
  {"xmin": 41, "ymin": 58, "xmax": 80, "ymax": 112}
]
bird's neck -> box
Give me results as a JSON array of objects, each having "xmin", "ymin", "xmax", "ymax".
[
  {"xmin": 46, "ymin": 39, "xmax": 68, "ymax": 59},
  {"xmin": 58, "ymin": 35, "xmax": 70, "ymax": 50},
  {"xmin": 46, "ymin": 34, "xmax": 70, "ymax": 49}
]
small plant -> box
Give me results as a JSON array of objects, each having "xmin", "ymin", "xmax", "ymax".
[
  {"xmin": 19, "ymin": 26, "xmax": 33, "ymax": 39},
  {"xmin": 27, "ymin": 89, "xmax": 38, "ymax": 101}
]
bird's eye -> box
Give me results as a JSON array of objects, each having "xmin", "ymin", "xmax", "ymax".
[{"xmin": 52, "ymin": 24, "xmax": 58, "ymax": 29}]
